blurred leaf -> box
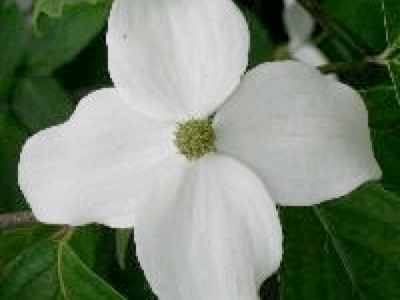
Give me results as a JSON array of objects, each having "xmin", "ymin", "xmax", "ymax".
[
  {"xmin": 0, "ymin": 2, "xmax": 28, "ymax": 99},
  {"xmin": 0, "ymin": 112, "xmax": 29, "ymax": 212},
  {"xmin": 0, "ymin": 225, "xmax": 127, "ymax": 300},
  {"xmin": 54, "ymin": 28, "xmax": 112, "ymax": 93},
  {"xmin": 33, "ymin": 0, "xmax": 105, "ymax": 26},
  {"xmin": 115, "ymin": 229, "xmax": 132, "ymax": 270},
  {"xmin": 280, "ymin": 183, "xmax": 400, "ymax": 299},
  {"xmin": 241, "ymin": 7, "xmax": 274, "ymax": 68},
  {"xmin": 12, "ymin": 76, "xmax": 75, "ymax": 132},
  {"xmin": 29, "ymin": 1, "xmax": 110, "ymax": 75}
]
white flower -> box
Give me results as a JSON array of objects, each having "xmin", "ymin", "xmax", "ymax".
[
  {"xmin": 18, "ymin": 0, "xmax": 381, "ymax": 299},
  {"xmin": 283, "ymin": 0, "xmax": 329, "ymax": 67}
]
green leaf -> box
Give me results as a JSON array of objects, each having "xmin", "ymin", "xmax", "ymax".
[
  {"xmin": 380, "ymin": 0, "xmax": 400, "ymax": 52},
  {"xmin": 0, "ymin": 225, "xmax": 127, "ymax": 300},
  {"xmin": 359, "ymin": 84, "xmax": 400, "ymax": 130},
  {"xmin": 33, "ymin": 0, "xmax": 105, "ymax": 26},
  {"xmin": 323, "ymin": 0, "xmax": 387, "ymax": 54},
  {"xmin": 29, "ymin": 1, "xmax": 110, "ymax": 75},
  {"xmin": 241, "ymin": 7, "xmax": 274, "ymax": 69},
  {"xmin": 0, "ymin": 2, "xmax": 28, "ymax": 99},
  {"xmin": 358, "ymin": 82, "xmax": 400, "ymax": 193},
  {"xmin": 0, "ymin": 112, "xmax": 29, "ymax": 212},
  {"xmin": 12, "ymin": 76, "xmax": 75, "ymax": 132},
  {"xmin": 372, "ymin": 129, "xmax": 400, "ymax": 192},
  {"xmin": 280, "ymin": 183, "xmax": 400, "ymax": 299},
  {"xmin": 372, "ymin": 0, "xmax": 400, "ymax": 104},
  {"xmin": 324, "ymin": 0, "xmax": 400, "ymax": 106}
]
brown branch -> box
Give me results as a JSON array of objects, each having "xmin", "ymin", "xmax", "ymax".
[{"xmin": 0, "ymin": 211, "xmax": 39, "ymax": 228}]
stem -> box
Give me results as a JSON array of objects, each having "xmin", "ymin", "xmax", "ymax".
[
  {"xmin": 296, "ymin": 0, "xmax": 368, "ymax": 58},
  {"xmin": 0, "ymin": 211, "xmax": 39, "ymax": 228},
  {"xmin": 318, "ymin": 61, "xmax": 390, "ymax": 88}
]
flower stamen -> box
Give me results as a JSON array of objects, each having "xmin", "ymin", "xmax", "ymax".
[{"xmin": 174, "ymin": 118, "xmax": 215, "ymax": 161}]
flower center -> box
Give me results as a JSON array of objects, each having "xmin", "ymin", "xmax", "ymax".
[{"xmin": 173, "ymin": 118, "xmax": 215, "ymax": 161}]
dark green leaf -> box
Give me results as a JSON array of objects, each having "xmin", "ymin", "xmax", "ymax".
[
  {"xmin": 241, "ymin": 7, "xmax": 274, "ymax": 68},
  {"xmin": 29, "ymin": 1, "xmax": 110, "ymax": 75},
  {"xmin": 371, "ymin": 0, "xmax": 400, "ymax": 104},
  {"xmin": 0, "ymin": 112, "xmax": 29, "ymax": 212},
  {"xmin": 280, "ymin": 183, "xmax": 400, "ymax": 299},
  {"xmin": 0, "ymin": 225, "xmax": 127, "ymax": 300},
  {"xmin": 358, "ymin": 82, "xmax": 400, "ymax": 191},
  {"xmin": 12, "ymin": 76, "xmax": 75, "ymax": 132},
  {"xmin": 372, "ymin": 129, "xmax": 400, "ymax": 191},
  {"xmin": 359, "ymin": 84, "xmax": 400, "ymax": 130},
  {"xmin": 323, "ymin": 0, "xmax": 386, "ymax": 54},
  {"xmin": 380, "ymin": 0, "xmax": 400, "ymax": 51},
  {"xmin": 0, "ymin": 2, "xmax": 28, "ymax": 99}
]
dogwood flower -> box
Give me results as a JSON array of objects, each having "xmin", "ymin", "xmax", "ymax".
[
  {"xmin": 18, "ymin": 0, "xmax": 381, "ymax": 299},
  {"xmin": 283, "ymin": 0, "xmax": 329, "ymax": 66}
]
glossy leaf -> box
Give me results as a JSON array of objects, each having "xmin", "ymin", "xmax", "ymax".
[
  {"xmin": 280, "ymin": 183, "xmax": 400, "ymax": 299},
  {"xmin": 0, "ymin": 225, "xmax": 127, "ymax": 300}
]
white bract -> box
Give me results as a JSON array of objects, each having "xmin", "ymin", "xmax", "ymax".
[
  {"xmin": 283, "ymin": 0, "xmax": 329, "ymax": 66},
  {"xmin": 18, "ymin": 0, "xmax": 381, "ymax": 299}
]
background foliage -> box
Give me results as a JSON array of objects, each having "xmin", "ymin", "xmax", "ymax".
[{"xmin": 1, "ymin": 0, "xmax": 399, "ymax": 299}]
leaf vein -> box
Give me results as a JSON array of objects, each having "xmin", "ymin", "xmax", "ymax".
[{"xmin": 312, "ymin": 206, "xmax": 366, "ymax": 300}]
